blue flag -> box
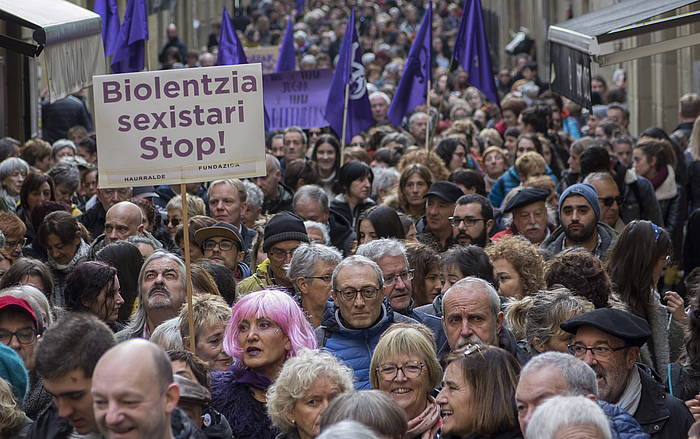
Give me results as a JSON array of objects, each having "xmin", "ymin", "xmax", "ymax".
[
  {"xmin": 94, "ymin": 0, "xmax": 120, "ymax": 57},
  {"xmin": 217, "ymin": 7, "xmax": 248, "ymax": 66},
  {"xmin": 453, "ymin": 0, "xmax": 500, "ymax": 105},
  {"xmin": 323, "ymin": 9, "xmax": 373, "ymax": 144},
  {"xmin": 275, "ymin": 16, "xmax": 296, "ymax": 72},
  {"xmin": 387, "ymin": 2, "xmax": 432, "ymax": 128},
  {"xmin": 110, "ymin": 0, "xmax": 148, "ymax": 73}
]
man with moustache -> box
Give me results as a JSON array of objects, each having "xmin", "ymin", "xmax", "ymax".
[
  {"xmin": 116, "ymin": 251, "xmax": 187, "ymax": 341},
  {"xmin": 561, "ymin": 308, "xmax": 693, "ymax": 438},
  {"xmin": 542, "ymin": 183, "xmax": 617, "ymax": 259},
  {"xmin": 491, "ymin": 187, "xmax": 553, "ymax": 245},
  {"xmin": 438, "ymin": 277, "xmax": 529, "ymax": 365},
  {"xmin": 450, "ymin": 194, "xmax": 494, "ymax": 247}
]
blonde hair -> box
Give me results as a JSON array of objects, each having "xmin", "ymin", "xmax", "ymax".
[
  {"xmin": 178, "ymin": 293, "xmax": 231, "ymax": 341},
  {"xmin": 480, "ymin": 128, "xmax": 503, "ymax": 147},
  {"xmin": 515, "ymin": 151, "xmax": 546, "ymax": 181},
  {"xmin": 0, "ymin": 379, "xmax": 24, "ymax": 434},
  {"xmin": 166, "ymin": 194, "xmax": 206, "ymax": 218}
]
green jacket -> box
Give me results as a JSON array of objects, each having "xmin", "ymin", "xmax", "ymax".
[{"xmin": 236, "ymin": 258, "xmax": 274, "ymax": 298}]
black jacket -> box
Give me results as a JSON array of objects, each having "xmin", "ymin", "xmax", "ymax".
[
  {"xmin": 261, "ymin": 183, "xmax": 295, "ymax": 215},
  {"xmin": 78, "ymin": 203, "xmax": 107, "ymax": 239},
  {"xmin": 441, "ymin": 427, "xmax": 522, "ymax": 439},
  {"xmin": 328, "ymin": 207, "xmax": 355, "ymax": 257},
  {"xmin": 437, "ymin": 326, "xmax": 531, "ymax": 367},
  {"xmin": 635, "ymin": 364, "xmax": 693, "ymax": 439}
]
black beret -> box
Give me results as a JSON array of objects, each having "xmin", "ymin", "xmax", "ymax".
[
  {"xmin": 560, "ymin": 308, "xmax": 651, "ymax": 347},
  {"xmin": 503, "ymin": 187, "xmax": 549, "ymax": 213},
  {"xmin": 423, "ymin": 181, "xmax": 463, "ymax": 203}
]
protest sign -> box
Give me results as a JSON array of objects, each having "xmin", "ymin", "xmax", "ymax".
[
  {"xmin": 244, "ymin": 45, "xmax": 281, "ymax": 73},
  {"xmin": 93, "ymin": 63, "xmax": 266, "ymax": 188},
  {"xmin": 264, "ymin": 68, "xmax": 333, "ymax": 131}
]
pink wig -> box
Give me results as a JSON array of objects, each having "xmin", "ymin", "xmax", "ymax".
[{"xmin": 223, "ymin": 289, "xmax": 317, "ymax": 363}]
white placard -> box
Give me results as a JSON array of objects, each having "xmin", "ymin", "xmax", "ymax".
[{"xmin": 93, "ymin": 63, "xmax": 266, "ymax": 188}]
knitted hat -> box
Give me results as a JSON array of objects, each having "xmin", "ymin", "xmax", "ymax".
[
  {"xmin": 263, "ymin": 212, "xmax": 309, "ymax": 252},
  {"xmin": 0, "ymin": 344, "xmax": 28, "ymax": 403},
  {"xmin": 559, "ymin": 183, "xmax": 600, "ymax": 221}
]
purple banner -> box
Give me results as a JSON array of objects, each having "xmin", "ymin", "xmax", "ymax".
[{"xmin": 263, "ymin": 68, "xmax": 333, "ymax": 131}]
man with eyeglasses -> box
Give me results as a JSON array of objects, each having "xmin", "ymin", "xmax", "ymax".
[
  {"xmin": 0, "ymin": 296, "xmax": 40, "ymax": 371},
  {"xmin": 560, "ymin": 308, "xmax": 693, "ymax": 438},
  {"xmin": 194, "ymin": 222, "xmax": 248, "ymax": 281},
  {"xmin": 542, "ymin": 183, "xmax": 617, "ymax": 259},
  {"xmin": 492, "ymin": 187, "xmax": 552, "ymax": 245},
  {"xmin": 79, "ymin": 186, "xmax": 133, "ymax": 238},
  {"xmin": 585, "ymin": 172, "xmax": 625, "ymax": 232},
  {"xmin": 237, "ymin": 211, "xmax": 309, "ymax": 297},
  {"xmin": 450, "ymin": 194, "xmax": 494, "ymax": 247},
  {"xmin": 316, "ymin": 255, "xmax": 417, "ymax": 389}
]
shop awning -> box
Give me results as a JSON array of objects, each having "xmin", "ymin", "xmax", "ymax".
[
  {"xmin": 0, "ymin": 0, "xmax": 106, "ymax": 102},
  {"xmin": 547, "ymin": 0, "xmax": 700, "ymax": 108}
]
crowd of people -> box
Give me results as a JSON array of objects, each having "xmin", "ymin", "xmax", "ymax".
[{"xmin": 5, "ymin": 0, "xmax": 700, "ymax": 438}]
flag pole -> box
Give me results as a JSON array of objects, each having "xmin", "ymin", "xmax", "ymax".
[
  {"xmin": 425, "ymin": 79, "xmax": 431, "ymax": 150},
  {"xmin": 180, "ymin": 184, "xmax": 196, "ymax": 354},
  {"xmin": 340, "ymin": 82, "xmax": 350, "ymax": 165}
]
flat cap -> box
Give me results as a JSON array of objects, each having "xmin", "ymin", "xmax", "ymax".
[
  {"xmin": 423, "ymin": 181, "xmax": 463, "ymax": 203},
  {"xmin": 503, "ymin": 187, "xmax": 549, "ymax": 213},
  {"xmin": 560, "ymin": 308, "xmax": 651, "ymax": 347}
]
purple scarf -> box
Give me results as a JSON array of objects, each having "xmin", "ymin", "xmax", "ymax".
[{"xmin": 230, "ymin": 363, "xmax": 273, "ymax": 390}]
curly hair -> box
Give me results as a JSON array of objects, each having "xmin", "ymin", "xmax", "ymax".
[
  {"xmin": 545, "ymin": 251, "xmax": 612, "ymax": 309},
  {"xmin": 397, "ymin": 149, "xmax": 449, "ymax": 181},
  {"xmin": 485, "ymin": 235, "xmax": 545, "ymax": 297}
]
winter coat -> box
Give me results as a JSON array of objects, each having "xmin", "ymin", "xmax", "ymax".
[
  {"xmin": 261, "ymin": 182, "xmax": 295, "ymax": 215},
  {"xmin": 441, "ymin": 427, "xmax": 522, "ymax": 439},
  {"xmin": 686, "ymin": 158, "xmax": 700, "ymax": 212},
  {"xmin": 618, "ymin": 169, "xmax": 664, "ymax": 227},
  {"xmin": 46, "ymin": 239, "xmax": 90, "ymax": 307},
  {"xmin": 488, "ymin": 165, "xmax": 557, "ymax": 208},
  {"xmin": 27, "ymin": 403, "xmax": 71, "ymax": 439},
  {"xmin": 237, "ymin": 258, "xmax": 275, "ymax": 297},
  {"xmin": 634, "ymin": 365, "xmax": 693, "ymax": 439},
  {"xmin": 540, "ymin": 222, "xmax": 617, "ymax": 259},
  {"xmin": 78, "ymin": 202, "xmax": 107, "ymax": 239},
  {"xmin": 414, "ymin": 294, "xmax": 443, "ymax": 318},
  {"xmin": 210, "ymin": 372, "xmax": 279, "ymax": 439},
  {"xmin": 315, "ymin": 302, "xmax": 417, "ymax": 389},
  {"xmin": 202, "ymin": 406, "xmax": 233, "ymax": 439},
  {"xmin": 330, "ymin": 194, "xmax": 376, "ymax": 231},
  {"xmin": 328, "ymin": 207, "xmax": 355, "ymax": 257},
  {"xmin": 598, "ymin": 401, "xmax": 649, "ymax": 439},
  {"xmin": 639, "ymin": 293, "xmax": 684, "ymax": 377},
  {"xmin": 654, "ymin": 165, "xmax": 685, "ymax": 259},
  {"xmin": 172, "ymin": 407, "xmax": 208, "ymax": 439},
  {"xmin": 437, "ymin": 326, "xmax": 531, "ymax": 367}
]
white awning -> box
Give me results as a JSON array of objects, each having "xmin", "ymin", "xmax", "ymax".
[{"xmin": 0, "ymin": 0, "xmax": 106, "ymax": 102}]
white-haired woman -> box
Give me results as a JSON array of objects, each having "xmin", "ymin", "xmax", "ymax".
[{"xmin": 267, "ymin": 349, "xmax": 354, "ymax": 439}]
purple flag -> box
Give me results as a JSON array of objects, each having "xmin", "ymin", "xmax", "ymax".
[
  {"xmin": 295, "ymin": 0, "xmax": 304, "ymax": 16},
  {"xmin": 275, "ymin": 16, "xmax": 296, "ymax": 73},
  {"xmin": 387, "ymin": 2, "xmax": 432, "ymax": 128},
  {"xmin": 323, "ymin": 9, "xmax": 373, "ymax": 143},
  {"xmin": 94, "ymin": 0, "xmax": 120, "ymax": 56},
  {"xmin": 110, "ymin": 0, "xmax": 148, "ymax": 73},
  {"xmin": 453, "ymin": 0, "xmax": 500, "ymax": 105},
  {"xmin": 217, "ymin": 7, "xmax": 248, "ymax": 66}
]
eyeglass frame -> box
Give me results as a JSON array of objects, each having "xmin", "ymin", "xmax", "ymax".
[
  {"xmin": 567, "ymin": 343, "xmax": 628, "ymax": 359},
  {"xmin": 304, "ymin": 274, "xmax": 333, "ymax": 283},
  {"xmin": 448, "ymin": 216, "xmax": 488, "ymax": 227},
  {"xmin": 269, "ymin": 247, "xmax": 299, "ymax": 259},
  {"xmin": 376, "ymin": 361, "xmax": 425, "ymax": 381},
  {"xmin": 383, "ymin": 269, "xmax": 415, "ymax": 286},
  {"xmin": 333, "ymin": 286, "xmax": 381, "ymax": 302},
  {"xmin": 0, "ymin": 327, "xmax": 37, "ymax": 345},
  {"xmin": 598, "ymin": 196, "xmax": 624, "ymax": 207},
  {"xmin": 203, "ymin": 239, "xmax": 239, "ymax": 252},
  {"xmin": 5, "ymin": 237, "xmax": 27, "ymax": 248}
]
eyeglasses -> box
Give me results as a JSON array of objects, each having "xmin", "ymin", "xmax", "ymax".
[
  {"xmin": 334, "ymin": 286, "xmax": 381, "ymax": 302},
  {"xmin": 384, "ymin": 270, "xmax": 414, "ymax": 286},
  {"xmin": 377, "ymin": 362, "xmax": 424, "ymax": 381},
  {"xmin": 598, "ymin": 196, "xmax": 624, "ymax": 207},
  {"xmin": 5, "ymin": 238, "xmax": 26, "ymax": 249},
  {"xmin": 304, "ymin": 274, "xmax": 333, "ymax": 283},
  {"xmin": 448, "ymin": 216, "xmax": 487, "ymax": 227},
  {"xmin": 203, "ymin": 240, "xmax": 237, "ymax": 251},
  {"xmin": 567, "ymin": 344, "xmax": 627, "ymax": 360},
  {"xmin": 269, "ymin": 247, "xmax": 299, "ymax": 259},
  {"xmin": 166, "ymin": 217, "xmax": 180, "ymax": 227},
  {"xmin": 0, "ymin": 328, "xmax": 36, "ymax": 345}
]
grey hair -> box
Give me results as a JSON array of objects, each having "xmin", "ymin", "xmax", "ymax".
[
  {"xmin": 371, "ymin": 167, "xmax": 400, "ymax": 200},
  {"xmin": 283, "ymin": 126, "xmax": 307, "ymax": 146},
  {"xmin": 166, "ymin": 194, "xmax": 206, "ymax": 217},
  {"xmin": 356, "ymin": 238, "xmax": 408, "ymax": 268},
  {"xmin": 320, "ymin": 390, "xmax": 407, "ymax": 438},
  {"xmin": 0, "ymin": 285, "xmax": 53, "ymax": 328},
  {"xmin": 318, "ymin": 421, "xmax": 380, "ymax": 439},
  {"xmin": 293, "ymin": 184, "xmax": 330, "ymax": 212},
  {"xmin": 369, "ymin": 91, "xmax": 390, "ymax": 105},
  {"xmin": 583, "ymin": 172, "xmax": 616, "ymax": 185},
  {"xmin": 303, "ymin": 221, "xmax": 331, "ymax": 246},
  {"xmin": 521, "ymin": 352, "xmax": 598, "ymax": 397},
  {"xmin": 0, "ymin": 157, "xmax": 29, "ymax": 181},
  {"xmin": 267, "ymin": 349, "xmax": 354, "ymax": 433},
  {"xmin": 408, "ymin": 111, "xmax": 428, "ymax": 126},
  {"xmin": 266, "ymin": 154, "xmax": 281, "ymax": 172},
  {"xmin": 526, "ymin": 395, "xmax": 612, "ymax": 439},
  {"xmin": 126, "ymin": 235, "xmax": 160, "ymax": 251},
  {"xmin": 150, "ymin": 317, "xmax": 184, "ymax": 351},
  {"xmin": 379, "ymin": 132, "xmax": 414, "ymax": 150},
  {"xmin": 51, "ymin": 139, "xmax": 76, "ymax": 158},
  {"xmin": 331, "ymin": 255, "xmax": 384, "ymax": 291},
  {"xmin": 442, "ymin": 277, "xmax": 500, "ymax": 317},
  {"xmin": 287, "ymin": 243, "xmax": 341, "ymax": 290},
  {"xmin": 243, "ymin": 180, "xmax": 264, "ymax": 209},
  {"xmin": 48, "ymin": 161, "xmax": 80, "ymax": 192}
]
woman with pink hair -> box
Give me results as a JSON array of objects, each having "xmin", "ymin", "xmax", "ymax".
[{"xmin": 210, "ymin": 289, "xmax": 317, "ymax": 439}]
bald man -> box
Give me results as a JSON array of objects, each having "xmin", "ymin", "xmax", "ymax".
[
  {"xmin": 91, "ymin": 339, "xmax": 202, "ymax": 439},
  {"xmin": 89, "ymin": 201, "xmax": 162, "ymax": 257}
]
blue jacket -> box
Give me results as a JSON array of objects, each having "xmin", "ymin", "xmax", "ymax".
[
  {"xmin": 488, "ymin": 165, "xmax": 558, "ymax": 208},
  {"xmin": 315, "ymin": 302, "xmax": 417, "ymax": 389},
  {"xmin": 598, "ymin": 401, "xmax": 649, "ymax": 439}
]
